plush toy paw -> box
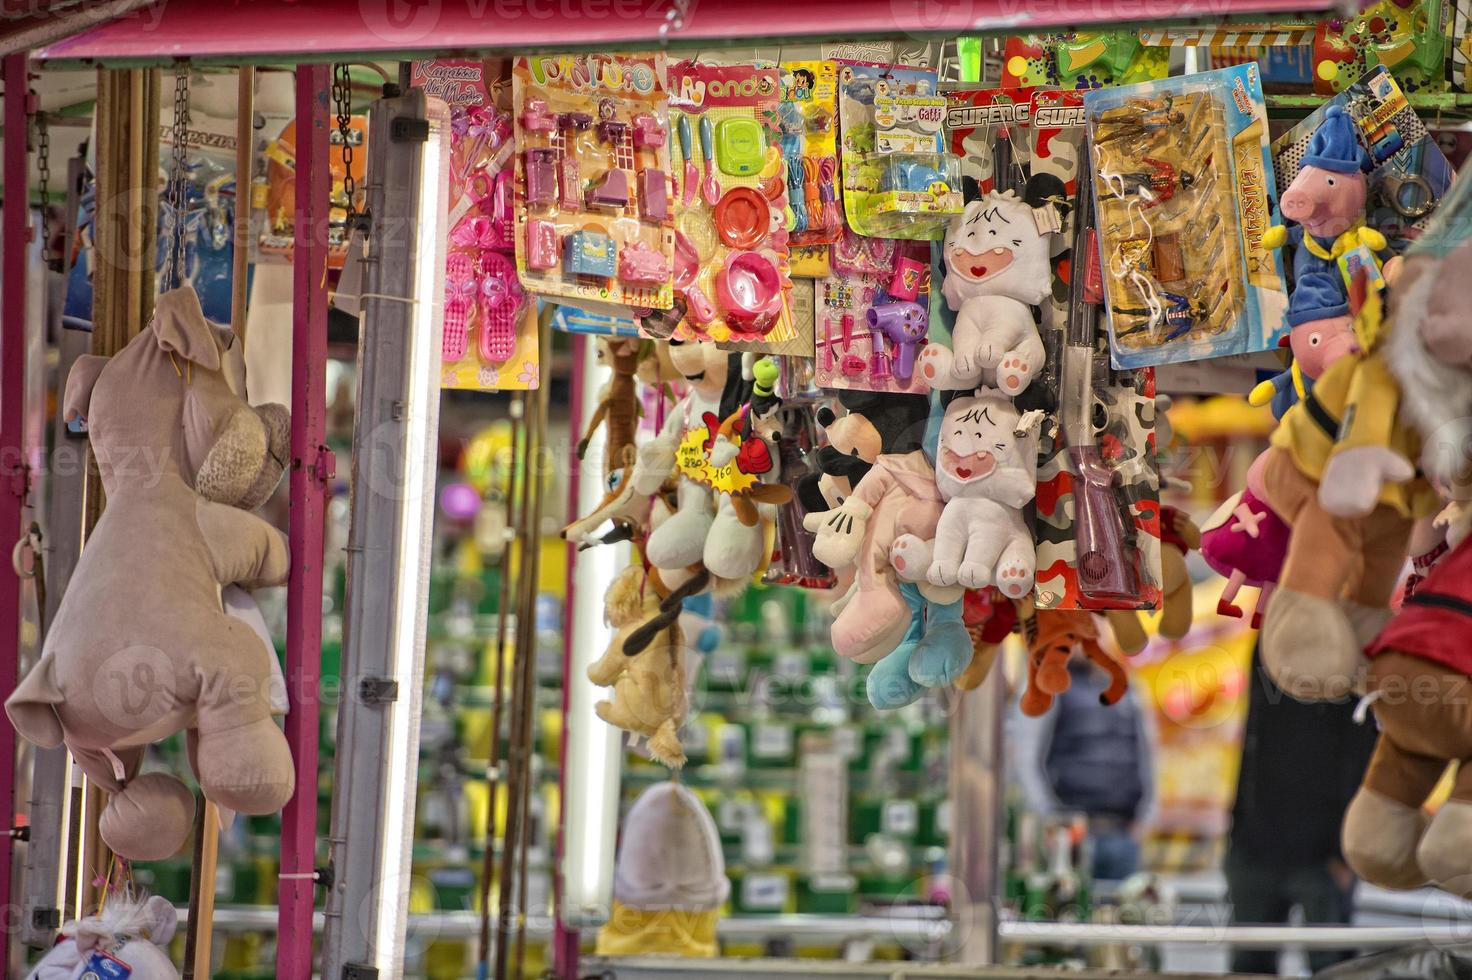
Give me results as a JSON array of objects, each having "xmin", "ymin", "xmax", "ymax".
[
  {"xmin": 996, "ymin": 353, "xmax": 1035, "ymax": 396},
  {"xmin": 866, "ymin": 645, "xmax": 925, "ymax": 710},
  {"xmin": 1343, "ymin": 788, "xmax": 1430, "ymax": 891},
  {"xmin": 632, "ymin": 435, "xmax": 678, "ymax": 495},
  {"xmin": 955, "ymin": 560, "xmax": 992, "ymax": 590},
  {"xmin": 994, "ymin": 556, "xmax": 1033, "ymax": 598},
  {"xmin": 704, "ymin": 505, "xmax": 765, "ymax": 580},
  {"xmin": 831, "ymin": 585, "xmax": 910, "ymax": 664},
  {"xmin": 1417, "ymin": 800, "xmax": 1472, "ymax": 897},
  {"xmin": 195, "ymin": 718, "xmax": 295, "ymax": 815},
  {"xmin": 916, "ymin": 344, "xmax": 956, "ymax": 388},
  {"xmin": 1343, "ymin": 600, "xmax": 1395, "ymax": 648},
  {"xmin": 804, "ymin": 497, "xmax": 872, "ymax": 570},
  {"xmin": 926, "ymin": 559, "xmax": 961, "ymax": 588},
  {"xmin": 889, "ymin": 534, "xmax": 932, "ymax": 582},
  {"xmin": 1262, "ymin": 588, "xmax": 1367, "ymax": 701},
  {"xmin": 908, "ymin": 614, "xmax": 973, "ymax": 689},
  {"xmin": 1319, "ymin": 447, "xmax": 1415, "ymax": 518},
  {"xmin": 100, "ymin": 772, "xmax": 195, "ymax": 861}
]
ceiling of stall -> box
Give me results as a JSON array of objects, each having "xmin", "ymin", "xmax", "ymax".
[
  {"xmin": 32, "ymin": 0, "xmax": 1337, "ymax": 66},
  {"xmin": 0, "ymin": 0, "xmax": 154, "ymax": 57}
]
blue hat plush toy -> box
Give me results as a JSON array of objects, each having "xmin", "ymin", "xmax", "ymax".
[
  {"xmin": 1286, "ymin": 271, "xmax": 1350, "ymax": 326},
  {"xmin": 1302, "ymin": 105, "xmax": 1371, "ymax": 175}
]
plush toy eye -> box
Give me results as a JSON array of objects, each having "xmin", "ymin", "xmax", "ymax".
[
  {"xmin": 1310, "ymin": 335, "xmax": 1321, "ymax": 346},
  {"xmin": 995, "ymin": 442, "xmax": 1007, "ymax": 451},
  {"xmin": 1326, "ymin": 176, "xmax": 1337, "ymax": 187},
  {"xmin": 1012, "ymin": 239, "xmax": 1022, "ymax": 247}
]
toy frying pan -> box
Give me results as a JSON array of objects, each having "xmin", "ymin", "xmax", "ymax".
[{"xmin": 713, "ymin": 186, "xmax": 769, "ymax": 250}]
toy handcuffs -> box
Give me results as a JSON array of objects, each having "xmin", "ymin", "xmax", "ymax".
[{"xmin": 1379, "ymin": 168, "xmax": 1435, "ymax": 220}]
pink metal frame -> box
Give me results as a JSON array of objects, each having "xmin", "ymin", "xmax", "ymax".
[
  {"xmin": 277, "ymin": 63, "xmax": 331, "ymax": 977},
  {"xmin": 0, "ymin": 50, "xmax": 30, "ymax": 966}
]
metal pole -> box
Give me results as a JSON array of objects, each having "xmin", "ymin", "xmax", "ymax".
[
  {"xmin": 321, "ymin": 86, "xmax": 447, "ymax": 980},
  {"xmin": 947, "ymin": 668, "xmax": 1004, "ymax": 965},
  {"xmin": 277, "ymin": 63, "xmax": 331, "ymax": 980},
  {"xmin": 1, "ymin": 51, "xmax": 34, "ymax": 964},
  {"xmin": 551, "ymin": 332, "xmax": 588, "ymax": 979}
]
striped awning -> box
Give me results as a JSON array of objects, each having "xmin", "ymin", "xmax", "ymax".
[{"xmin": 1140, "ymin": 25, "xmax": 1316, "ymax": 49}]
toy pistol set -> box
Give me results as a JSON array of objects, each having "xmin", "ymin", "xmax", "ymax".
[
  {"xmin": 815, "ymin": 231, "xmax": 931, "ymax": 393},
  {"xmin": 779, "ymin": 61, "xmax": 844, "ymax": 247},
  {"xmin": 413, "ymin": 59, "xmax": 540, "ymax": 392},
  {"xmin": 945, "ymin": 86, "xmax": 1036, "ymax": 195},
  {"xmin": 1085, "ymin": 64, "xmax": 1288, "ymax": 369},
  {"xmin": 836, "ymin": 61, "xmax": 961, "ymax": 240},
  {"xmin": 511, "ymin": 53, "xmax": 676, "ymax": 313},
  {"xmin": 660, "ymin": 61, "xmax": 797, "ymax": 351}
]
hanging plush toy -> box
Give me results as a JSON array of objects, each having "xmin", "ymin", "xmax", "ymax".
[
  {"xmin": 1339, "ymin": 229, "xmax": 1472, "ymax": 897},
  {"xmin": 801, "ymin": 392, "xmax": 941, "ymax": 664},
  {"xmin": 917, "ymin": 175, "xmax": 1066, "ymax": 397},
  {"xmin": 587, "ymin": 564, "xmax": 688, "ymax": 768},
  {"xmin": 1257, "ymin": 242, "xmax": 1438, "ymax": 701},
  {"xmin": 6, "ymin": 288, "xmax": 292, "ymax": 862},
  {"xmin": 1263, "ymin": 105, "xmax": 1386, "ymax": 292},
  {"xmin": 27, "ymin": 894, "xmax": 180, "ymax": 980},
  {"xmin": 895, "ymin": 387, "xmax": 1044, "ymax": 596},
  {"xmin": 1018, "ymin": 604, "xmax": 1128, "ymax": 718},
  {"xmin": 794, "ymin": 395, "xmax": 884, "ymax": 513},
  {"xmin": 1248, "ymin": 272, "xmax": 1362, "ymax": 419}
]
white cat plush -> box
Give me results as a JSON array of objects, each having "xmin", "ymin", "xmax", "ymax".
[
  {"xmin": 918, "ymin": 179, "xmax": 1064, "ymax": 397},
  {"xmin": 893, "ymin": 388, "xmax": 1043, "ymax": 594}
]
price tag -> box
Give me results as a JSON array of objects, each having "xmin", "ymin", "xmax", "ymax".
[
  {"xmin": 709, "ymin": 648, "xmax": 744, "ymax": 682},
  {"xmin": 773, "ymin": 652, "xmax": 809, "ymax": 678},
  {"xmin": 718, "ymin": 798, "xmax": 747, "ymax": 832},
  {"xmin": 81, "ymin": 950, "xmax": 132, "ymax": 980},
  {"xmin": 752, "ymin": 724, "xmax": 793, "ymax": 760},
  {"xmin": 936, "ymin": 800, "xmax": 952, "ymax": 837},
  {"xmin": 741, "ymin": 872, "xmax": 789, "ymax": 911},
  {"xmin": 882, "ymin": 800, "xmax": 919, "ymax": 836}
]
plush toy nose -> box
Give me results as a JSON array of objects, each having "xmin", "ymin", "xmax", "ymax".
[{"xmin": 1280, "ymin": 190, "xmax": 1318, "ymax": 222}]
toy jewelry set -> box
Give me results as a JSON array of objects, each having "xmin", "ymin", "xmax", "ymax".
[
  {"xmin": 836, "ymin": 61, "xmax": 962, "ymax": 241},
  {"xmin": 661, "ymin": 61, "xmax": 797, "ymax": 351},
  {"xmin": 1086, "ymin": 64, "xmax": 1287, "ymax": 369},
  {"xmin": 415, "ymin": 59, "xmax": 542, "ymax": 392},
  {"xmin": 511, "ymin": 53, "xmax": 676, "ymax": 313}
]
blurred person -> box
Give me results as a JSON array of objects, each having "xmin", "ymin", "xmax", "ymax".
[
  {"xmin": 1226, "ymin": 645, "xmax": 1377, "ymax": 974},
  {"xmin": 1011, "ymin": 656, "xmax": 1157, "ymax": 882}
]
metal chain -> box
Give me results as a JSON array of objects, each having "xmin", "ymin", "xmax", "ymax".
[
  {"xmin": 33, "ymin": 103, "xmax": 50, "ymax": 269},
  {"xmin": 167, "ymin": 65, "xmax": 191, "ymax": 290},
  {"xmin": 332, "ymin": 64, "xmax": 356, "ymax": 227}
]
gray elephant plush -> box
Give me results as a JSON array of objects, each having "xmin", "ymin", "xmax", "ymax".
[{"xmin": 6, "ymin": 287, "xmax": 293, "ymax": 861}]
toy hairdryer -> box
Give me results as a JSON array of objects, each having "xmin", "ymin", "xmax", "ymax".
[
  {"xmin": 1062, "ymin": 142, "xmax": 1139, "ymax": 604},
  {"xmin": 866, "ymin": 301, "xmax": 927, "ymax": 384}
]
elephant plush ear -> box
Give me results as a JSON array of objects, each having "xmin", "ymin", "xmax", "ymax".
[
  {"xmin": 142, "ymin": 894, "xmax": 180, "ymax": 945},
  {"xmin": 152, "ymin": 286, "xmax": 222, "ymax": 372},
  {"xmin": 63, "ymin": 354, "xmax": 110, "ymax": 425},
  {"xmin": 5, "ymin": 653, "xmax": 65, "ymax": 748}
]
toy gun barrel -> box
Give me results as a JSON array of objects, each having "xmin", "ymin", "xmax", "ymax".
[{"xmin": 1061, "ymin": 142, "xmax": 1139, "ymax": 603}]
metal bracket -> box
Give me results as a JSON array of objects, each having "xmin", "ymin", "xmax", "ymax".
[
  {"xmin": 358, "ymin": 677, "xmax": 399, "ymax": 705},
  {"xmin": 342, "ymin": 965, "xmax": 379, "ymax": 980},
  {"xmin": 315, "ymin": 863, "xmax": 335, "ymax": 890},
  {"xmin": 1, "ymin": 461, "xmax": 29, "ymax": 503},
  {"xmin": 30, "ymin": 907, "xmax": 59, "ymax": 932},
  {"xmin": 9, "ymin": 824, "xmax": 28, "ymax": 841},
  {"xmin": 314, "ymin": 446, "xmax": 338, "ymax": 484},
  {"xmin": 390, "ymin": 116, "xmax": 429, "ymax": 143}
]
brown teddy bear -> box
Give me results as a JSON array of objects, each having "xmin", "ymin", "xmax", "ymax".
[{"xmin": 6, "ymin": 288, "xmax": 293, "ymax": 861}]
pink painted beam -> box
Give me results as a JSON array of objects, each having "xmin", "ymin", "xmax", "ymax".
[
  {"xmin": 277, "ymin": 63, "xmax": 331, "ymax": 979},
  {"xmin": 35, "ymin": 0, "xmax": 1337, "ymax": 63},
  {"xmin": 0, "ymin": 51, "xmax": 31, "ymax": 963}
]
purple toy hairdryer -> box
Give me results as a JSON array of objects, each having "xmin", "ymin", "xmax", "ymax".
[{"xmin": 866, "ymin": 301, "xmax": 927, "ymax": 384}]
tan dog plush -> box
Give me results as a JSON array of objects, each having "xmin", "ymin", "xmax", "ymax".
[
  {"xmin": 6, "ymin": 288, "xmax": 293, "ymax": 861},
  {"xmin": 587, "ymin": 564, "xmax": 688, "ymax": 768}
]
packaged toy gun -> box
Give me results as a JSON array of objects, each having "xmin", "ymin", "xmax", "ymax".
[{"xmin": 1062, "ymin": 141, "xmax": 1139, "ymax": 603}]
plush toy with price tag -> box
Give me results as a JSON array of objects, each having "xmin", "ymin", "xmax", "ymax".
[{"xmin": 25, "ymin": 895, "xmax": 179, "ymax": 980}]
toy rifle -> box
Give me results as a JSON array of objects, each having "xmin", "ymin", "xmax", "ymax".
[{"xmin": 1061, "ymin": 141, "xmax": 1139, "ymax": 603}]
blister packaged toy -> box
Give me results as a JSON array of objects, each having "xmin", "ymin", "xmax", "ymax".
[
  {"xmin": 1272, "ymin": 65, "xmax": 1455, "ymax": 255},
  {"xmin": 836, "ymin": 61, "xmax": 961, "ymax": 240},
  {"xmin": 1314, "ymin": 0, "xmax": 1448, "ymax": 95},
  {"xmin": 659, "ymin": 61, "xmax": 798, "ymax": 351},
  {"xmin": 779, "ymin": 61, "xmax": 844, "ymax": 246},
  {"xmin": 413, "ymin": 59, "xmax": 541, "ymax": 391},
  {"xmin": 945, "ymin": 87, "xmax": 1037, "ymax": 195},
  {"xmin": 1086, "ymin": 64, "xmax": 1288, "ymax": 369},
  {"xmin": 815, "ymin": 231, "xmax": 932, "ymax": 393},
  {"xmin": 511, "ymin": 53, "xmax": 675, "ymax": 313},
  {"xmin": 1001, "ymin": 32, "xmax": 1169, "ymax": 89}
]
